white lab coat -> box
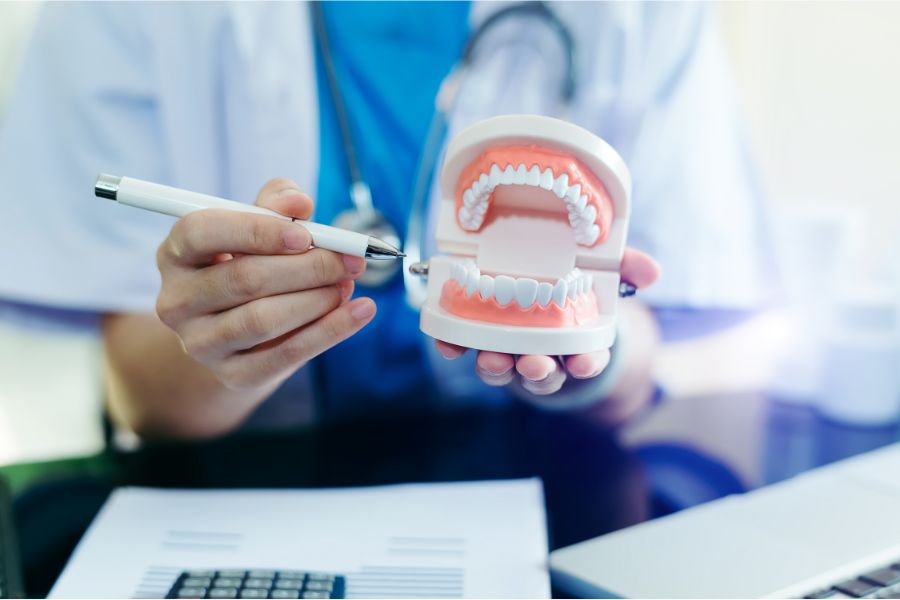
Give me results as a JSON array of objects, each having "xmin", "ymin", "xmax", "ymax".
[{"xmin": 0, "ymin": 1, "xmax": 774, "ymax": 317}]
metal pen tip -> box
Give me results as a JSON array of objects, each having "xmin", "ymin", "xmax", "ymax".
[{"xmin": 365, "ymin": 236, "xmax": 405, "ymax": 260}]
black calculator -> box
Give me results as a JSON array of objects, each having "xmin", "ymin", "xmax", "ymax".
[{"xmin": 166, "ymin": 570, "xmax": 345, "ymax": 599}]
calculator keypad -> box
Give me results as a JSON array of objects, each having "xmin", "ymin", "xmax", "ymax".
[{"xmin": 166, "ymin": 570, "xmax": 345, "ymax": 599}]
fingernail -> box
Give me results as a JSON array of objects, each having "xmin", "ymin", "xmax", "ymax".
[
  {"xmin": 276, "ymin": 186, "xmax": 302, "ymax": 197},
  {"xmin": 342, "ymin": 254, "xmax": 366, "ymax": 275},
  {"xmin": 283, "ymin": 226, "xmax": 310, "ymax": 250},
  {"xmin": 483, "ymin": 363, "xmax": 511, "ymax": 376},
  {"xmin": 339, "ymin": 280, "xmax": 354, "ymax": 301},
  {"xmin": 350, "ymin": 298, "xmax": 376, "ymax": 321}
]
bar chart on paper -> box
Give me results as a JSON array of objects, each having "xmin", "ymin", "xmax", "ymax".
[{"xmin": 49, "ymin": 480, "xmax": 550, "ymax": 599}]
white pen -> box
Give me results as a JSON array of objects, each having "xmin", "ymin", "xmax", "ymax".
[{"xmin": 94, "ymin": 174, "xmax": 405, "ymax": 260}]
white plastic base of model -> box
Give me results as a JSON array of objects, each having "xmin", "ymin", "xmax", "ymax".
[{"xmin": 420, "ymin": 256, "xmax": 619, "ymax": 355}]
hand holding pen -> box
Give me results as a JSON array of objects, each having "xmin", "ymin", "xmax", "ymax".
[{"xmin": 119, "ymin": 176, "xmax": 380, "ymax": 391}]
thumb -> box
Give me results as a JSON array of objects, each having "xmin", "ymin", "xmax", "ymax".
[{"xmin": 621, "ymin": 247, "xmax": 661, "ymax": 290}]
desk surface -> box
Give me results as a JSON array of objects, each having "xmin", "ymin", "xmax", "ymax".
[{"xmin": 10, "ymin": 391, "xmax": 900, "ymax": 598}]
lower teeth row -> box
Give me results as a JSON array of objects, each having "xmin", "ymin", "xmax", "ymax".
[{"xmin": 449, "ymin": 261, "xmax": 592, "ymax": 309}]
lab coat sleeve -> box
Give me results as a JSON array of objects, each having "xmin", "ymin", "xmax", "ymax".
[
  {"xmin": 580, "ymin": 4, "xmax": 777, "ymax": 309},
  {"xmin": 0, "ymin": 2, "xmax": 180, "ymax": 313}
]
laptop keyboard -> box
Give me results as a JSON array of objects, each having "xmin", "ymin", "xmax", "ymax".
[
  {"xmin": 806, "ymin": 561, "xmax": 900, "ymax": 598},
  {"xmin": 166, "ymin": 570, "xmax": 345, "ymax": 599}
]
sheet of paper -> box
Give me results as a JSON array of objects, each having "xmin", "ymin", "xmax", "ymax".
[{"xmin": 50, "ymin": 479, "xmax": 549, "ymax": 599}]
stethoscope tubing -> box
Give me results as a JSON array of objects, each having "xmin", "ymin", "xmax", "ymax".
[{"xmin": 311, "ymin": 1, "xmax": 578, "ymax": 300}]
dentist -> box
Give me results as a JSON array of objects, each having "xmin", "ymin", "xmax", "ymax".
[{"xmin": 0, "ymin": 2, "xmax": 770, "ymax": 439}]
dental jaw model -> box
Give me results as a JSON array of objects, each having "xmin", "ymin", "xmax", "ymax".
[{"xmin": 419, "ymin": 115, "xmax": 631, "ymax": 356}]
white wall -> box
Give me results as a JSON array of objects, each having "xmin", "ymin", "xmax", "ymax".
[
  {"xmin": 0, "ymin": 1, "xmax": 41, "ymax": 112},
  {"xmin": 718, "ymin": 2, "xmax": 900, "ymax": 283}
]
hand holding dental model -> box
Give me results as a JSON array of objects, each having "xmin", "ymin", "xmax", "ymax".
[{"xmin": 422, "ymin": 115, "xmax": 659, "ymax": 396}]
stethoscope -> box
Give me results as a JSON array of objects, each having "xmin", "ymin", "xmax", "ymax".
[{"xmin": 311, "ymin": 1, "xmax": 577, "ymax": 293}]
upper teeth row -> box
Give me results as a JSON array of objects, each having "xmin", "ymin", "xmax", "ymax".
[
  {"xmin": 458, "ymin": 163, "xmax": 601, "ymax": 245},
  {"xmin": 449, "ymin": 260, "xmax": 593, "ymax": 309}
]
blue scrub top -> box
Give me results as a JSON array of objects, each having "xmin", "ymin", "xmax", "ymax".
[{"xmin": 312, "ymin": 2, "xmax": 471, "ymax": 419}]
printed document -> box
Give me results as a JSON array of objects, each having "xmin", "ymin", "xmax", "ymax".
[{"xmin": 50, "ymin": 479, "xmax": 549, "ymax": 598}]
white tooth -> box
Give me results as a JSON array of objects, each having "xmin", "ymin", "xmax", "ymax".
[
  {"xmin": 536, "ymin": 282, "xmax": 553, "ymax": 307},
  {"xmin": 494, "ymin": 276, "xmax": 515, "ymax": 306},
  {"xmin": 463, "ymin": 189, "xmax": 476, "ymax": 207},
  {"xmin": 472, "ymin": 201, "xmax": 488, "ymax": 216},
  {"xmin": 478, "ymin": 274, "xmax": 494, "ymax": 300},
  {"xmin": 489, "ymin": 164, "xmax": 502, "ymax": 187},
  {"xmin": 568, "ymin": 211, "xmax": 582, "ymax": 227},
  {"xmin": 552, "ymin": 279, "xmax": 568, "ymax": 307},
  {"xmin": 581, "ymin": 204, "xmax": 597, "ymax": 223},
  {"xmin": 552, "ymin": 173, "xmax": 569, "ymax": 198},
  {"xmin": 459, "ymin": 265, "xmax": 471, "ymax": 284},
  {"xmin": 459, "ymin": 207, "xmax": 471, "ymax": 222},
  {"xmin": 527, "ymin": 165, "xmax": 541, "ymax": 186},
  {"xmin": 515, "ymin": 164, "xmax": 528, "ymax": 183},
  {"xmin": 479, "ymin": 173, "xmax": 490, "ymax": 193},
  {"xmin": 575, "ymin": 194, "xmax": 588, "ymax": 212},
  {"xmin": 453, "ymin": 263, "xmax": 466, "ymax": 283},
  {"xmin": 540, "ymin": 168, "xmax": 554, "ymax": 190},
  {"xmin": 501, "ymin": 165, "xmax": 515, "ymax": 184},
  {"xmin": 515, "ymin": 278, "xmax": 538, "ymax": 308},
  {"xmin": 471, "ymin": 180, "xmax": 483, "ymax": 196},
  {"xmin": 566, "ymin": 184, "xmax": 582, "ymax": 203},
  {"xmin": 573, "ymin": 225, "xmax": 596, "ymax": 245},
  {"xmin": 567, "ymin": 282, "xmax": 577, "ymax": 300},
  {"xmin": 586, "ymin": 274, "xmax": 594, "ymax": 293},
  {"xmin": 466, "ymin": 266, "xmax": 480, "ymax": 296},
  {"xmin": 577, "ymin": 277, "xmax": 586, "ymax": 295}
]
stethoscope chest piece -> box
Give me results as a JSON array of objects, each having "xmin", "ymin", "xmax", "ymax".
[{"xmin": 331, "ymin": 207, "xmax": 402, "ymax": 288}]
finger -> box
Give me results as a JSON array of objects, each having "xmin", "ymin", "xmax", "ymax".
[
  {"xmin": 162, "ymin": 210, "xmax": 312, "ymax": 266},
  {"xmin": 255, "ymin": 177, "xmax": 314, "ymax": 220},
  {"xmin": 435, "ymin": 340, "xmax": 468, "ymax": 359},
  {"xmin": 564, "ymin": 350, "xmax": 611, "ymax": 379},
  {"xmin": 475, "ymin": 351, "xmax": 516, "ymax": 386},
  {"xmin": 515, "ymin": 355, "xmax": 558, "ymax": 381},
  {"xmin": 182, "ymin": 281, "xmax": 353, "ymax": 359},
  {"xmin": 340, "ymin": 279, "xmax": 355, "ymax": 304},
  {"xmin": 218, "ymin": 297, "xmax": 377, "ymax": 390},
  {"xmin": 621, "ymin": 247, "xmax": 661, "ymax": 289},
  {"xmin": 174, "ymin": 249, "xmax": 366, "ymax": 316},
  {"xmin": 517, "ymin": 355, "xmax": 567, "ymax": 395}
]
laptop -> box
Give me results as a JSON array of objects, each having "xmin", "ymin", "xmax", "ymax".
[{"xmin": 550, "ymin": 442, "xmax": 900, "ymax": 598}]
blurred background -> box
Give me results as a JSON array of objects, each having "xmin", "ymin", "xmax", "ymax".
[{"xmin": 1, "ymin": 1, "xmax": 899, "ymax": 474}]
